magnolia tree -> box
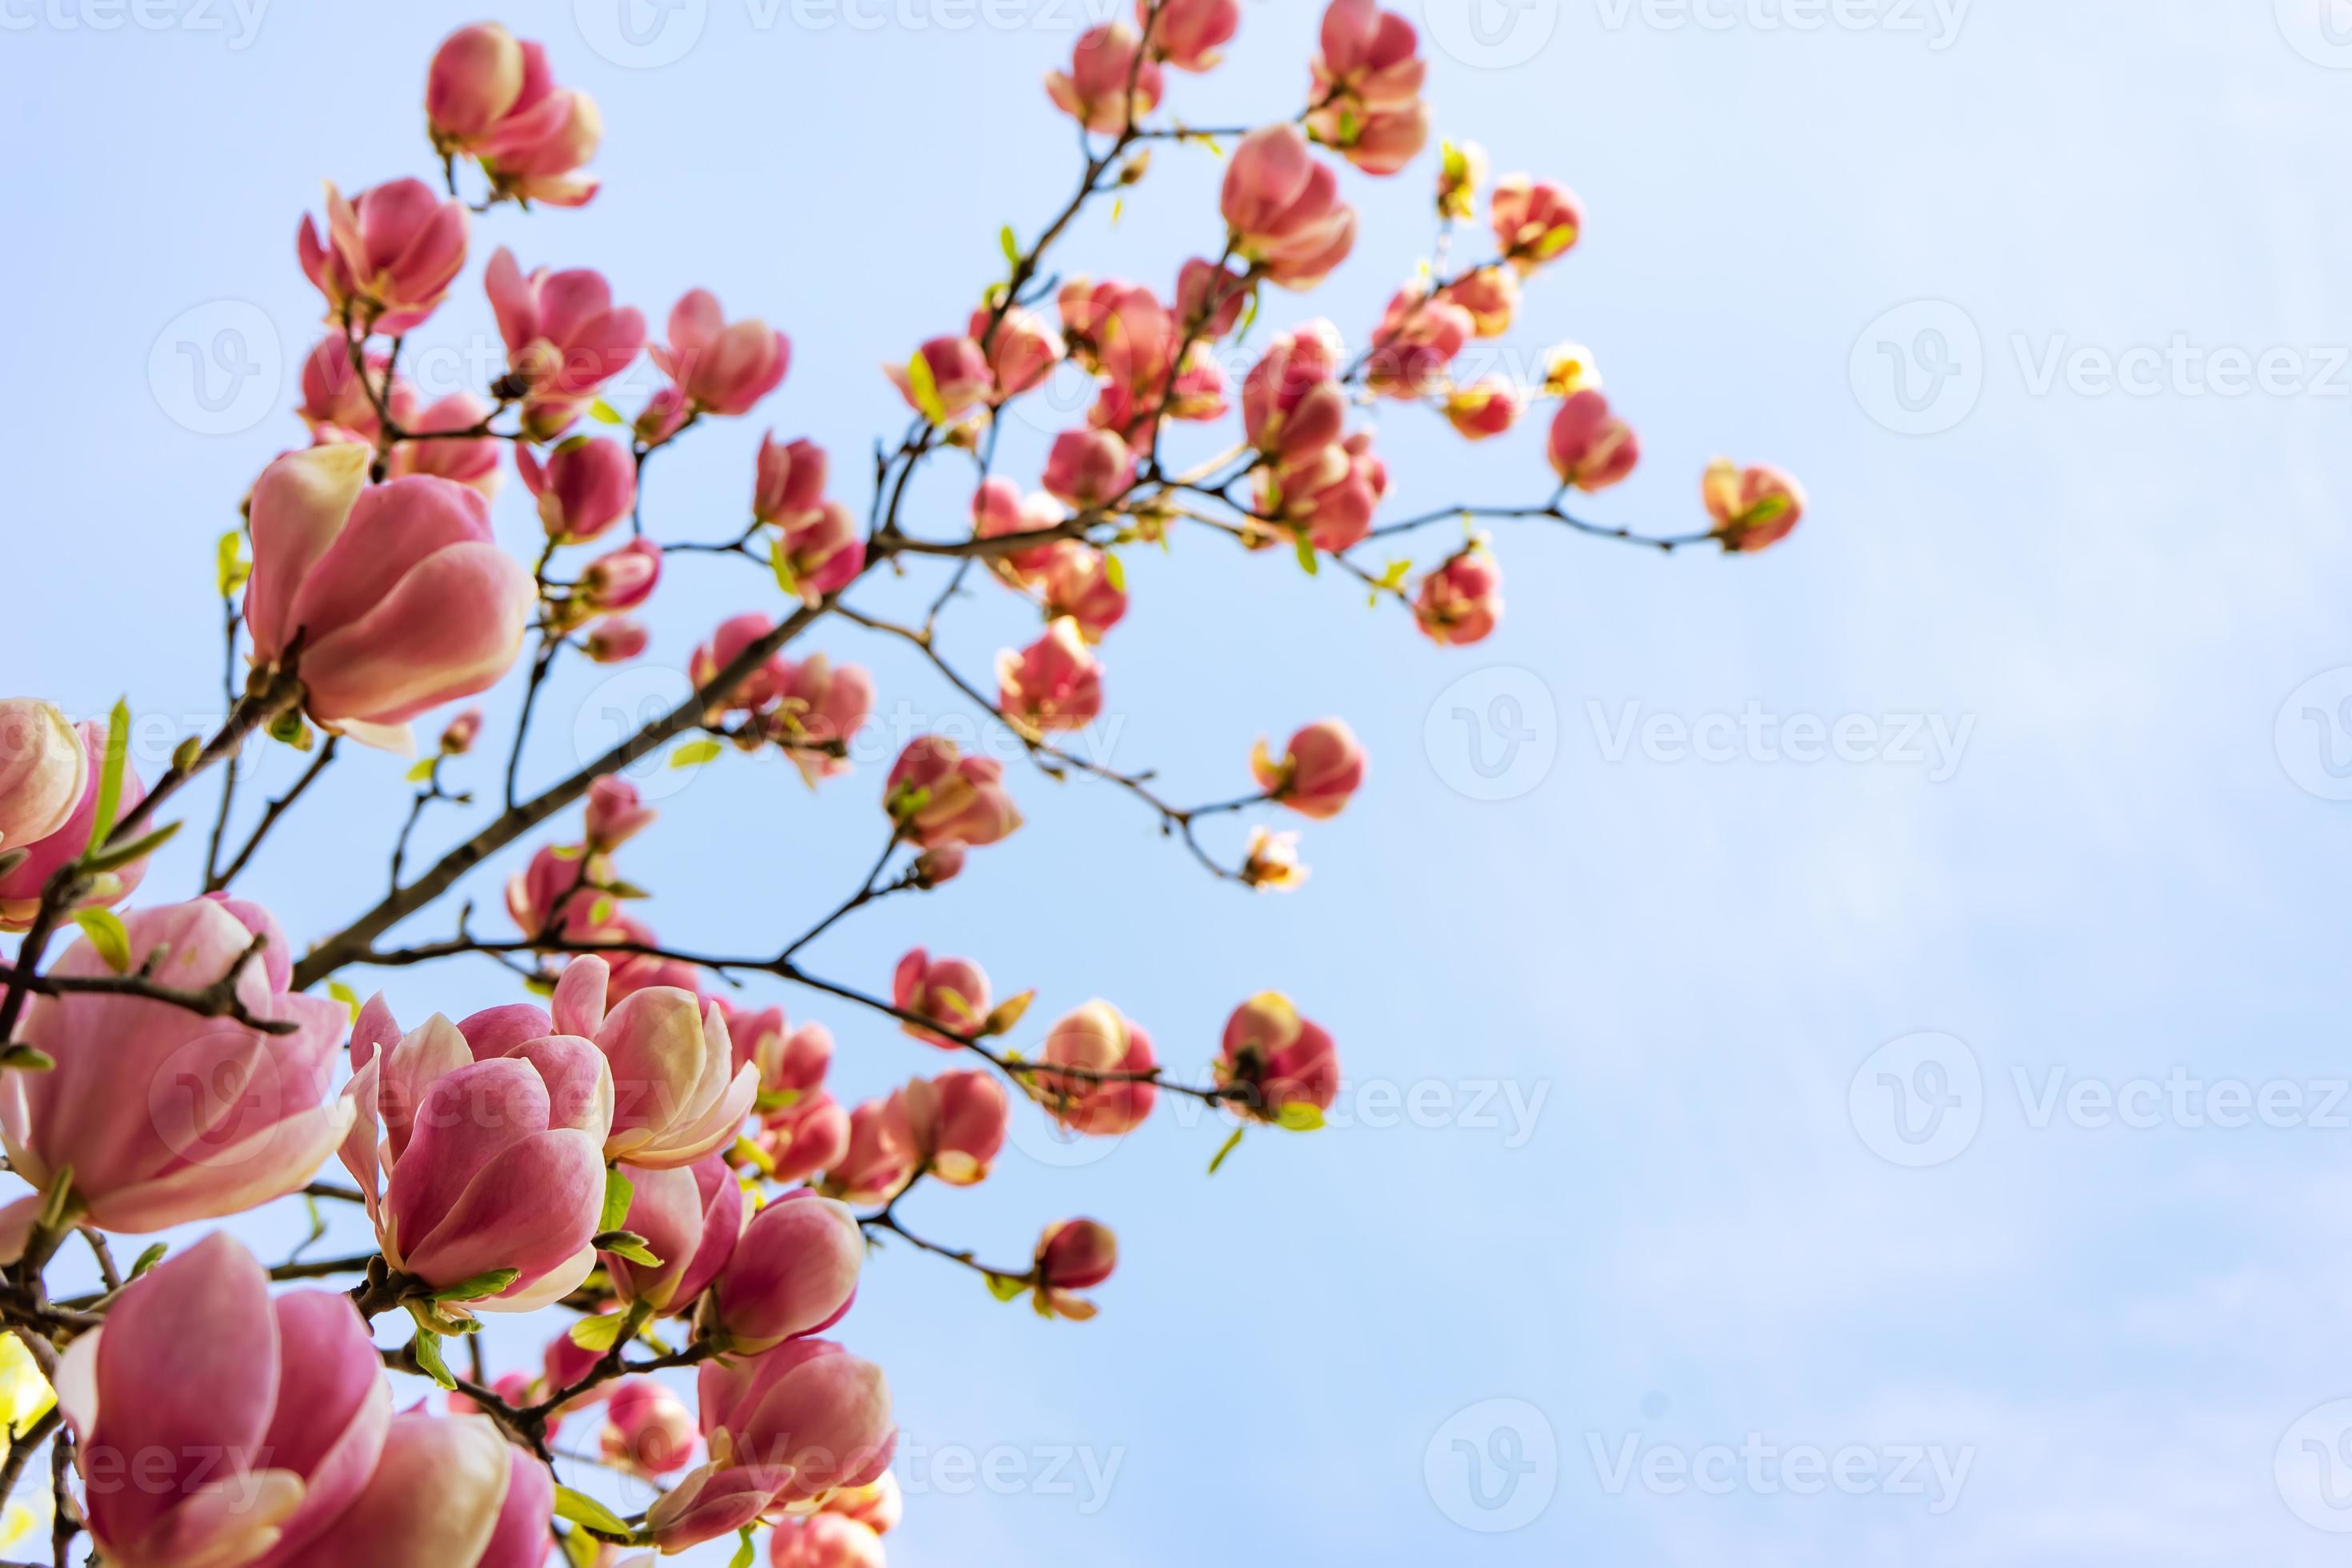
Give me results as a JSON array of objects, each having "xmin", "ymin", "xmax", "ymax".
[{"xmin": 0, "ymin": 4, "xmax": 1802, "ymax": 1564}]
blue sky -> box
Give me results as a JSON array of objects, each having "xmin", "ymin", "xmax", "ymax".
[{"xmin": 7, "ymin": 0, "xmax": 2352, "ymax": 1562}]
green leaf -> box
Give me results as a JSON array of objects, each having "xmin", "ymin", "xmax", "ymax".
[
  {"xmin": 407, "ymin": 1324, "xmax": 457, "ymax": 1391},
  {"xmin": 0, "ymin": 1045, "xmax": 54, "ymax": 1074},
  {"xmin": 83, "ymin": 819, "xmax": 179, "ymax": 876},
  {"xmin": 404, "ymin": 757, "xmax": 438, "ymax": 783},
  {"xmin": 754, "ymin": 1087, "xmax": 802, "ymax": 1114},
  {"xmin": 86, "ymin": 699, "xmax": 130, "ymax": 852},
  {"xmin": 1102, "ymin": 552, "xmax": 1126, "ymax": 592},
  {"xmin": 594, "ymin": 1230, "xmax": 662, "ymax": 1268},
  {"xmin": 1292, "ymin": 532, "xmax": 1320, "ymax": 577},
  {"xmin": 904, "ymin": 348, "xmax": 946, "ymax": 426},
  {"xmin": 588, "ymin": 398, "xmax": 625, "ymax": 426},
  {"xmin": 1234, "ymin": 288, "xmax": 1262, "ymax": 347},
  {"xmin": 73, "ymin": 910, "xmax": 130, "ymax": 974},
  {"xmin": 569, "ymin": 1314, "xmax": 626, "ymax": 1353},
  {"xmin": 729, "ymin": 1526, "xmax": 758, "ymax": 1568},
  {"xmin": 430, "ymin": 1267, "xmax": 522, "ymax": 1302},
  {"xmin": 1275, "ymin": 1102, "xmax": 1326, "ymax": 1133},
  {"xmin": 1741, "ymin": 493, "xmax": 1793, "ymax": 529},
  {"xmin": 1207, "ymin": 1126, "xmax": 1246, "ymax": 1175},
  {"xmin": 770, "ymin": 546, "xmax": 801, "ymax": 600},
  {"xmin": 984, "ymin": 1271, "xmax": 1030, "ymax": 1303},
  {"xmin": 326, "ymin": 981, "xmax": 362, "ymax": 1023},
  {"xmin": 130, "ymin": 1242, "xmax": 168, "ymax": 1279},
  {"xmin": 599, "ymin": 1166, "xmax": 636, "ymax": 1235},
  {"xmin": 215, "ymin": 530, "xmax": 250, "ymax": 599},
  {"xmin": 669, "ymin": 738, "xmax": 723, "ymax": 770},
  {"xmin": 999, "ymin": 224, "xmax": 1022, "ymax": 271},
  {"xmin": 562, "ymin": 1525, "xmax": 603, "ymax": 1568},
  {"xmin": 36, "ymin": 1166, "xmax": 75, "ymax": 1232},
  {"xmin": 554, "ymin": 1485, "xmax": 634, "ymax": 1538}
]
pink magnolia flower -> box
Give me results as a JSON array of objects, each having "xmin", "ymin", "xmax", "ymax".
[
  {"xmin": 998, "ymin": 617, "xmax": 1106, "ymax": 733},
  {"xmin": 605, "ymin": 1152, "xmax": 744, "ymax": 1316},
  {"xmin": 1177, "ymin": 256, "xmax": 1255, "ymax": 340},
  {"xmin": 1242, "ymin": 825, "xmax": 1307, "ymax": 890},
  {"xmin": 1262, "ymin": 428, "xmax": 1387, "ymax": 554},
  {"xmin": 885, "ymin": 736, "xmax": 1022, "ymax": 850},
  {"xmin": 1, "ymin": 717, "xmax": 149, "ymax": 932},
  {"xmin": 1546, "ymin": 388, "xmax": 1640, "ymax": 492},
  {"xmin": 654, "ymin": 290, "xmax": 791, "ymax": 418},
  {"xmin": 713, "ymin": 1189, "xmax": 866, "ymax": 1354},
  {"xmin": 485, "ymin": 248, "xmax": 646, "ymax": 440},
  {"xmin": 770, "ymin": 654, "xmax": 874, "ymax": 783},
  {"xmin": 727, "ymin": 1005, "xmax": 830, "ymax": 1110},
  {"xmin": 584, "ymin": 616, "xmax": 649, "ymax": 663},
  {"xmin": 1242, "ymin": 320, "xmax": 1346, "ymax": 454},
  {"xmin": 645, "ymin": 1341, "xmax": 894, "ymax": 1550},
  {"xmin": 886, "ymin": 334, "xmax": 992, "ymax": 422},
  {"xmin": 579, "ymin": 536, "xmax": 663, "ymax": 611},
  {"xmin": 1438, "ymin": 265, "xmax": 1520, "ymax": 338},
  {"xmin": 1042, "ymin": 427, "xmax": 1135, "ymax": 510},
  {"xmin": 1414, "ymin": 547, "xmax": 1504, "ymax": 646},
  {"xmin": 438, "ymin": 708, "xmax": 484, "ymax": 756},
  {"xmin": 339, "ymin": 996, "xmax": 614, "ymax": 1310},
  {"xmin": 1368, "ymin": 284, "xmax": 1475, "ymax": 399},
  {"xmin": 692, "ymin": 611, "xmax": 791, "ymax": 718},
  {"xmin": 602, "ymin": 1380, "xmax": 698, "ymax": 1478},
  {"xmin": 246, "ymin": 445, "xmax": 534, "ymax": 750},
  {"xmin": 298, "ymin": 178, "xmax": 467, "ymax": 334},
  {"xmin": 1, "ymin": 899, "xmax": 347, "ymax": 1259},
  {"xmin": 386, "ymin": 391, "xmax": 502, "ymax": 494},
  {"xmin": 432, "ymin": 26, "xmax": 603, "ymax": 208},
  {"xmin": 1217, "ymin": 991, "xmax": 1342, "ymax": 1122},
  {"xmin": 821, "ymin": 1098, "xmax": 915, "ymax": 1206},
  {"xmin": 972, "ymin": 304, "xmax": 1066, "ymax": 401},
  {"xmin": 1034, "ymin": 1001, "xmax": 1158, "ymax": 1136},
  {"xmin": 889, "ymin": 1070, "xmax": 1009, "ymax": 1186},
  {"xmin": 1147, "ymin": 0, "xmax": 1240, "ymax": 70},
  {"xmin": 1034, "ymin": 1217, "xmax": 1118, "ymax": 1319},
  {"xmin": 519, "ymin": 434, "xmax": 634, "ymax": 542},
  {"xmin": 275, "ymin": 1410, "xmax": 544, "ymax": 1568},
  {"xmin": 774, "ymin": 501, "xmax": 867, "ymax": 602},
  {"xmin": 1039, "ymin": 542, "xmax": 1128, "ymax": 640},
  {"xmin": 504, "ymin": 841, "xmax": 623, "ymax": 942},
  {"xmin": 1251, "ymin": 718, "xmax": 1367, "ymax": 819},
  {"xmin": 973, "ymin": 477, "xmax": 1072, "ymax": 585},
  {"xmin": 1703, "ymin": 459, "xmax": 1808, "ymax": 553},
  {"xmin": 892, "ymin": 948, "xmax": 991, "ymax": 1048},
  {"xmin": 587, "ymin": 774, "xmax": 658, "ymax": 850},
  {"xmin": 762, "ymin": 1091, "xmax": 852, "ymax": 1187},
  {"xmin": 1491, "ymin": 174, "xmax": 1584, "ymax": 273},
  {"xmin": 1445, "ymin": 378, "xmax": 1526, "ymax": 441},
  {"xmin": 1222, "ymin": 125, "xmax": 1358, "ymax": 290},
  {"xmin": 1320, "ymin": 102, "xmax": 1431, "ymax": 176},
  {"xmin": 558, "ymin": 955, "xmax": 759, "ymax": 1169},
  {"xmin": 753, "ymin": 433, "xmax": 827, "ymax": 527},
  {"xmin": 770, "ymin": 1515, "xmax": 886, "ymax": 1568},
  {"xmin": 55, "ymin": 1234, "xmax": 388, "ymax": 1568},
  {"xmin": 426, "ymin": 22, "xmax": 530, "ymax": 148},
  {"xmin": 1046, "ymin": 22, "xmax": 1164, "ymax": 134},
  {"xmin": 297, "ymin": 337, "xmax": 413, "ymax": 444},
  {"xmin": 1313, "ymin": 0, "xmax": 1426, "ymax": 110},
  {"xmin": 820, "ymin": 1471, "xmax": 903, "ymax": 1534}
]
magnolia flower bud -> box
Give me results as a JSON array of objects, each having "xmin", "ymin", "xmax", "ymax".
[
  {"xmin": 519, "ymin": 434, "xmax": 635, "ymax": 543},
  {"xmin": 1702, "ymin": 459, "xmax": 1807, "ymax": 553},
  {"xmin": 893, "ymin": 948, "xmax": 992, "ymax": 1048},
  {"xmin": 1414, "ymin": 548, "xmax": 1504, "ymax": 646},
  {"xmin": 602, "ymin": 1378, "xmax": 698, "ymax": 1477},
  {"xmin": 1491, "ymin": 174, "xmax": 1583, "ymax": 274},
  {"xmin": 654, "ymin": 290, "xmax": 790, "ymax": 417},
  {"xmin": 1222, "ymin": 126, "xmax": 1358, "ymax": 290},
  {"xmin": 1034, "ymin": 1001, "xmax": 1158, "ymax": 1136},
  {"xmin": 890, "ymin": 1070, "xmax": 1010, "ymax": 1186},
  {"xmin": 1217, "ymin": 992, "xmax": 1342, "ymax": 1123},
  {"xmin": 712, "ymin": 1190, "xmax": 865, "ymax": 1354},
  {"xmin": 1046, "ymin": 22, "xmax": 1164, "ymax": 133},
  {"xmin": 1251, "ymin": 718, "xmax": 1367, "ymax": 819},
  {"xmin": 1546, "ymin": 388, "xmax": 1639, "ymax": 492},
  {"xmin": 485, "ymin": 247, "xmax": 645, "ymax": 439},
  {"xmin": 298, "ymin": 178, "xmax": 468, "ymax": 334},
  {"xmin": 997, "ymin": 617, "xmax": 1106, "ymax": 734}
]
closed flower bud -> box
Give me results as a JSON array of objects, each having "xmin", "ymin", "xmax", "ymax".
[
  {"xmin": 775, "ymin": 501, "xmax": 868, "ymax": 602},
  {"xmin": 1217, "ymin": 991, "xmax": 1342, "ymax": 1122},
  {"xmin": 519, "ymin": 434, "xmax": 635, "ymax": 542},
  {"xmin": 606, "ymin": 1153, "xmax": 743, "ymax": 1316},
  {"xmin": 972, "ymin": 304, "xmax": 1066, "ymax": 401},
  {"xmin": 998, "ymin": 617, "xmax": 1106, "ymax": 734},
  {"xmin": 602, "ymin": 1379, "xmax": 698, "ymax": 1477},
  {"xmin": 887, "ymin": 334, "xmax": 993, "ymax": 422},
  {"xmin": 438, "ymin": 707, "xmax": 484, "ymax": 755},
  {"xmin": 1042, "ymin": 427, "xmax": 1135, "ymax": 510},
  {"xmin": 1445, "ymin": 378, "xmax": 1526, "ymax": 441},
  {"xmin": 1491, "ymin": 174, "xmax": 1584, "ymax": 273},
  {"xmin": 584, "ymin": 615, "xmax": 649, "ymax": 663},
  {"xmin": 822, "ymin": 1098, "xmax": 916, "ymax": 1206},
  {"xmin": 1368, "ymin": 283, "xmax": 1474, "ymax": 399},
  {"xmin": 1148, "ymin": 0, "xmax": 1239, "ymax": 69},
  {"xmin": 754, "ymin": 433, "xmax": 828, "ymax": 527},
  {"xmin": 1545, "ymin": 388, "xmax": 1639, "ymax": 492},
  {"xmin": 1414, "ymin": 547, "xmax": 1504, "ymax": 646},
  {"xmin": 885, "ymin": 737, "xmax": 1022, "ymax": 850},
  {"xmin": 893, "ymin": 948, "xmax": 992, "ymax": 1048},
  {"xmin": 1702, "ymin": 459, "xmax": 1806, "ymax": 553},
  {"xmin": 713, "ymin": 1190, "xmax": 865, "ymax": 1354},
  {"xmin": 655, "ymin": 290, "xmax": 791, "ymax": 417},
  {"xmin": 770, "ymin": 1514, "xmax": 886, "ymax": 1568},
  {"xmin": 0, "ymin": 716, "xmax": 149, "ymax": 930},
  {"xmin": 469, "ymin": 37, "xmax": 604, "ymax": 208},
  {"xmin": 426, "ymin": 22, "xmax": 527, "ymax": 149},
  {"xmin": 761, "ymin": 1091, "xmax": 852, "ymax": 1186},
  {"xmin": 1222, "ymin": 125, "xmax": 1358, "ymax": 290},
  {"xmin": 586, "ymin": 774, "xmax": 657, "ymax": 850},
  {"xmin": 889, "ymin": 1070, "xmax": 1010, "ymax": 1186},
  {"xmin": 770, "ymin": 654, "xmax": 874, "ymax": 783},
  {"xmin": 1437, "ymin": 264, "xmax": 1519, "ymax": 338},
  {"xmin": 1034, "ymin": 1001, "xmax": 1158, "ymax": 1136},
  {"xmin": 580, "ymin": 537, "xmax": 663, "ymax": 611},
  {"xmin": 1251, "ymin": 718, "xmax": 1367, "ymax": 819},
  {"xmin": 1046, "ymin": 22, "xmax": 1164, "ymax": 133}
]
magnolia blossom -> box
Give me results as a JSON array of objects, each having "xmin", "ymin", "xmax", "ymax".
[
  {"xmin": 893, "ymin": 948, "xmax": 992, "ymax": 1047},
  {"xmin": 890, "ymin": 1070, "xmax": 1010, "ymax": 1186},
  {"xmin": 1242, "ymin": 320, "xmax": 1346, "ymax": 455},
  {"xmin": 604, "ymin": 1152, "xmax": 743, "ymax": 1316},
  {"xmin": 0, "ymin": 718, "xmax": 150, "ymax": 932},
  {"xmin": 297, "ymin": 178, "xmax": 467, "ymax": 334},
  {"xmin": 998, "ymin": 617, "xmax": 1106, "ymax": 733},
  {"xmin": 1149, "ymin": 0, "xmax": 1240, "ymax": 69},
  {"xmin": 518, "ymin": 435, "xmax": 634, "ymax": 542},
  {"xmin": 56, "ymin": 1235, "xmax": 390, "ymax": 1568},
  {"xmin": 558, "ymin": 955, "xmax": 759, "ymax": 1169},
  {"xmin": 387, "ymin": 391, "xmax": 502, "ymax": 494},
  {"xmin": 1539, "ymin": 340, "xmax": 1602, "ymax": 398},
  {"xmin": 692, "ymin": 611, "xmax": 791, "ymax": 718},
  {"xmin": 1368, "ymin": 284, "xmax": 1475, "ymax": 399},
  {"xmin": 711, "ymin": 1190, "xmax": 866, "ymax": 1354},
  {"xmin": 339, "ymin": 995, "xmax": 613, "ymax": 1310},
  {"xmin": 753, "ymin": 433, "xmax": 827, "ymax": 527},
  {"xmin": 727, "ymin": 1002, "xmax": 832, "ymax": 1111},
  {"xmin": 1308, "ymin": 0, "xmax": 1430, "ymax": 178},
  {"xmin": 973, "ymin": 476, "xmax": 1073, "ymax": 585},
  {"xmin": 579, "ymin": 536, "xmax": 663, "ymax": 611},
  {"xmin": 886, "ymin": 736, "xmax": 1022, "ymax": 850},
  {"xmin": 1252, "ymin": 718, "xmax": 1367, "ymax": 819},
  {"xmin": 645, "ymin": 1341, "xmax": 894, "ymax": 1550},
  {"xmin": 504, "ymin": 841, "xmax": 624, "ymax": 943},
  {"xmin": 1216, "ymin": 991, "xmax": 1342, "ymax": 1122},
  {"xmin": 587, "ymin": 774, "xmax": 658, "ymax": 849},
  {"xmin": 1242, "ymin": 825, "xmax": 1308, "ymax": 890},
  {"xmin": 822, "ymin": 1098, "xmax": 916, "ymax": 1206},
  {"xmin": 1492, "ymin": 174, "xmax": 1584, "ymax": 273},
  {"xmin": 485, "ymin": 248, "xmax": 646, "ymax": 439},
  {"xmin": 602, "ymin": 1380, "xmax": 698, "ymax": 1478},
  {"xmin": 771, "ymin": 654, "xmax": 874, "ymax": 782},
  {"xmin": 246, "ymin": 444, "xmax": 534, "ymax": 749},
  {"xmin": 770, "ymin": 1515, "xmax": 886, "ymax": 1568},
  {"xmin": 1262, "ymin": 429, "xmax": 1388, "ymax": 554},
  {"xmin": 1046, "ymin": 22, "xmax": 1164, "ymax": 134},
  {"xmin": 972, "ymin": 303, "xmax": 1066, "ymax": 400},
  {"xmin": 1177, "ymin": 256, "xmax": 1254, "ymax": 339},
  {"xmin": 1703, "ymin": 459, "xmax": 1807, "ymax": 553},
  {"xmin": 297, "ymin": 336, "xmax": 410, "ymax": 442},
  {"xmin": 1445, "ymin": 378, "xmax": 1526, "ymax": 441},
  {"xmin": 426, "ymin": 24, "xmax": 602, "ymax": 206},
  {"xmin": 1414, "ymin": 548, "xmax": 1504, "ymax": 646},
  {"xmin": 1, "ymin": 898, "xmax": 349, "ymax": 1261},
  {"xmin": 1222, "ymin": 125, "xmax": 1358, "ymax": 289},
  {"xmin": 886, "ymin": 334, "xmax": 991, "ymax": 422},
  {"xmin": 1438, "ymin": 265, "xmax": 1521, "ymax": 338},
  {"xmin": 1034, "ymin": 1001, "xmax": 1158, "ymax": 1136},
  {"xmin": 583, "ymin": 615, "xmax": 649, "ymax": 663},
  {"xmin": 1035, "ymin": 1217, "xmax": 1118, "ymax": 1318},
  {"xmin": 654, "ymin": 289, "xmax": 791, "ymax": 417},
  {"xmin": 822, "ymin": 1471, "xmax": 903, "ymax": 1535},
  {"xmin": 1039, "ymin": 542, "xmax": 1129, "ymax": 640},
  {"xmin": 1042, "ymin": 427, "xmax": 1135, "ymax": 510},
  {"xmin": 776, "ymin": 501, "xmax": 868, "ymax": 602},
  {"xmin": 1546, "ymin": 388, "xmax": 1640, "ymax": 492},
  {"xmin": 272, "ymin": 1410, "xmax": 546, "ymax": 1568},
  {"xmin": 762, "ymin": 1091, "xmax": 853, "ymax": 1187}
]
